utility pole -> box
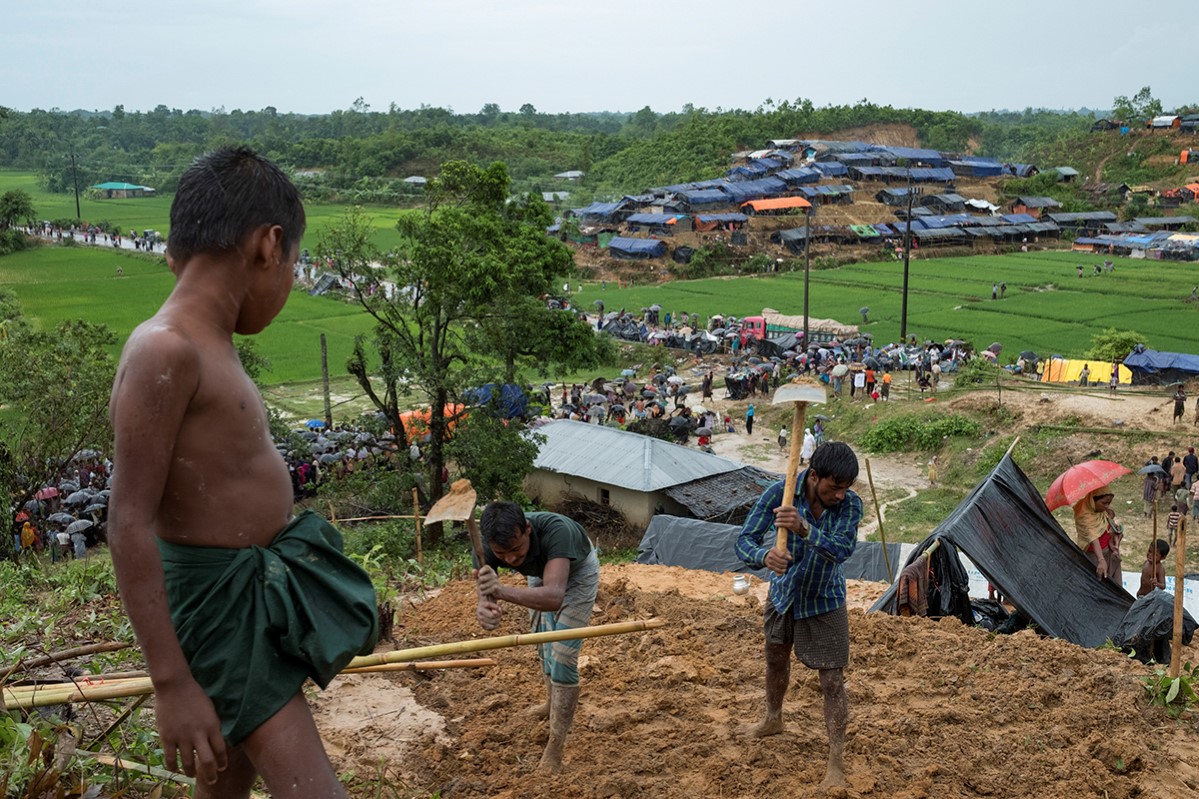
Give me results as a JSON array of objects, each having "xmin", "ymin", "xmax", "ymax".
[
  {"xmin": 802, "ymin": 202, "xmax": 812, "ymax": 345},
  {"xmin": 899, "ymin": 173, "xmax": 914, "ymax": 342},
  {"xmin": 69, "ymin": 150, "xmax": 81, "ymax": 221},
  {"xmin": 320, "ymin": 334, "xmax": 333, "ymax": 429}
]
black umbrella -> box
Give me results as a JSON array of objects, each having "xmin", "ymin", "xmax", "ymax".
[
  {"xmin": 987, "ymin": 342, "xmax": 1003, "ymax": 354},
  {"xmin": 58, "ymin": 480, "xmax": 80, "ymax": 494},
  {"xmin": 668, "ymin": 416, "xmax": 691, "ymax": 428},
  {"xmin": 65, "ymin": 490, "xmax": 91, "ymax": 505},
  {"xmin": 649, "ymin": 304, "xmax": 661, "ymax": 311},
  {"xmin": 695, "ymin": 426, "xmax": 714, "ymax": 436},
  {"xmin": 319, "ymin": 453, "xmax": 341, "ymax": 464},
  {"xmin": 66, "ymin": 519, "xmax": 94, "ymax": 534},
  {"xmin": 47, "ymin": 512, "xmax": 76, "ymax": 525},
  {"xmin": 1019, "ymin": 350, "xmax": 1037, "ymax": 360},
  {"xmin": 610, "ymin": 404, "xmax": 626, "ymax": 413},
  {"xmin": 23, "ymin": 500, "xmax": 44, "ymax": 512},
  {"xmin": 863, "ymin": 356, "xmax": 881, "ymax": 369},
  {"xmin": 1138, "ymin": 464, "xmax": 1168, "ymax": 476},
  {"xmin": 642, "ymin": 389, "xmax": 658, "ymax": 398},
  {"xmin": 813, "ymin": 414, "xmax": 831, "ymax": 422}
]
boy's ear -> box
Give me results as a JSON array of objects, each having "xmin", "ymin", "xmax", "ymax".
[{"xmin": 249, "ymin": 224, "xmax": 286, "ymax": 268}]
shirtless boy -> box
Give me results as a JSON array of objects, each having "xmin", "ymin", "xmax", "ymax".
[{"xmin": 109, "ymin": 147, "xmax": 378, "ymax": 798}]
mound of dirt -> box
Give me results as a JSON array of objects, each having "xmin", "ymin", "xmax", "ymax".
[
  {"xmin": 313, "ymin": 566, "xmax": 1199, "ymax": 799},
  {"xmin": 794, "ymin": 124, "xmax": 922, "ymax": 149}
]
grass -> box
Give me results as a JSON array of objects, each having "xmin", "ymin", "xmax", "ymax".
[
  {"xmin": 0, "ymin": 168, "xmax": 409, "ymax": 252},
  {"xmin": 573, "ymin": 250, "xmax": 1199, "ymax": 357}
]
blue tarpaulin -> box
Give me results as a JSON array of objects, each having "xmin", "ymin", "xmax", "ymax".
[
  {"xmin": 696, "ymin": 213, "xmax": 749, "ymax": 223},
  {"xmin": 680, "ymin": 189, "xmax": 730, "ymax": 207},
  {"xmin": 881, "ymin": 146, "xmax": 947, "ymax": 165},
  {"xmin": 607, "ymin": 237, "xmax": 667, "ymax": 258},
  {"xmin": 949, "ymin": 160, "xmax": 1004, "ymax": 177},
  {"xmin": 1001, "ymin": 213, "xmax": 1038, "ymax": 224},
  {"xmin": 811, "ymin": 162, "xmax": 848, "ymax": 177},
  {"xmin": 573, "ymin": 201, "xmax": 626, "ymax": 220},
  {"xmin": 626, "ymin": 213, "xmax": 682, "ymax": 225},
  {"xmin": 775, "ymin": 167, "xmax": 822, "ymax": 185},
  {"xmin": 464, "ymin": 383, "xmax": 529, "ymax": 419},
  {"xmin": 1124, "ymin": 349, "xmax": 1199, "ymax": 386},
  {"xmin": 719, "ymin": 177, "xmax": 788, "ymax": 202}
]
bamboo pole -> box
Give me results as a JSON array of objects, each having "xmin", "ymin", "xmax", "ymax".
[
  {"xmin": 1171, "ymin": 515, "xmax": 1187, "ymax": 678},
  {"xmin": 863, "ymin": 458, "xmax": 892, "ymax": 584},
  {"xmin": 78, "ymin": 750, "xmax": 271, "ymax": 799},
  {"xmin": 347, "ymin": 618, "xmax": 666, "ymax": 669},
  {"xmin": 413, "ymin": 487, "xmax": 423, "ymax": 564},
  {"xmin": 340, "ymin": 658, "xmax": 495, "ymax": 675},
  {"xmin": 0, "ymin": 641, "xmax": 129, "ymax": 680},
  {"xmin": 4, "ymin": 620, "xmax": 665, "ymax": 710}
]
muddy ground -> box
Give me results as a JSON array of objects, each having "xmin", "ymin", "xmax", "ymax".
[
  {"xmin": 312, "ymin": 568, "xmax": 1199, "ymax": 799},
  {"xmin": 301, "ymin": 362, "xmax": 1199, "ymax": 797}
]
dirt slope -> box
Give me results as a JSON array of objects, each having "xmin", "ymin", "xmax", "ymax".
[{"xmin": 313, "ymin": 572, "xmax": 1199, "ymax": 799}]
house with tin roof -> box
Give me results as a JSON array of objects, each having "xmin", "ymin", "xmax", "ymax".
[{"xmin": 525, "ymin": 420, "xmax": 777, "ymax": 527}]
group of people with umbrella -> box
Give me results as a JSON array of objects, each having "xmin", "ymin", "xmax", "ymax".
[{"xmin": 16, "ymin": 450, "xmax": 110, "ymax": 561}]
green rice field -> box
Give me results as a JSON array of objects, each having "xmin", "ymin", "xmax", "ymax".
[
  {"xmin": 0, "ymin": 169, "xmax": 408, "ymax": 252},
  {"xmin": 574, "ymin": 250, "xmax": 1199, "ymax": 358}
]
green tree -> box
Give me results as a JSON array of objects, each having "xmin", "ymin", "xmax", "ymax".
[
  {"xmin": 318, "ymin": 162, "xmax": 595, "ymax": 540},
  {"xmin": 0, "ymin": 189, "xmax": 34, "ymax": 229},
  {"xmin": 1086, "ymin": 328, "xmax": 1146, "ymax": 364},
  {"xmin": 0, "ymin": 317, "xmax": 117, "ymax": 557}
]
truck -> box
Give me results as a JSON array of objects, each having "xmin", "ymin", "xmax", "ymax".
[{"xmin": 738, "ymin": 308, "xmax": 859, "ymax": 348}]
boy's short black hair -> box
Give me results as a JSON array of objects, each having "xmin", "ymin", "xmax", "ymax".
[
  {"xmin": 1155, "ymin": 539, "xmax": 1171, "ymax": 559},
  {"xmin": 167, "ymin": 146, "xmax": 306, "ymax": 263},
  {"xmin": 480, "ymin": 501, "xmax": 527, "ymax": 547},
  {"xmin": 809, "ymin": 441, "xmax": 859, "ymax": 484}
]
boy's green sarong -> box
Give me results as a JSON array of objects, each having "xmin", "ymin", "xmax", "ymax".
[{"xmin": 158, "ymin": 510, "xmax": 379, "ymax": 745}]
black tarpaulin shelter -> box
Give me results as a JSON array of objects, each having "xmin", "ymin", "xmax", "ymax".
[
  {"xmin": 637, "ymin": 515, "xmax": 901, "ymax": 583},
  {"xmin": 870, "ymin": 454, "xmax": 1133, "ymax": 648}
]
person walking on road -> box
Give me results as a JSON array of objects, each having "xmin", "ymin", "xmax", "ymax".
[{"xmin": 745, "ymin": 403, "xmax": 756, "ymax": 436}]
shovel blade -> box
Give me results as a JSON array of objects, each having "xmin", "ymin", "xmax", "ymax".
[
  {"xmin": 425, "ymin": 479, "xmax": 478, "ymax": 524},
  {"xmin": 771, "ymin": 381, "xmax": 828, "ymax": 406}
]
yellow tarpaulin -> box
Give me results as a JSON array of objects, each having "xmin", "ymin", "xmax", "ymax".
[{"xmin": 1039, "ymin": 359, "xmax": 1132, "ymax": 385}]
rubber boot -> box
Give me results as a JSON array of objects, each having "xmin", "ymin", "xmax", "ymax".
[
  {"xmin": 537, "ymin": 683, "xmax": 579, "ymax": 773},
  {"xmin": 523, "ymin": 673, "xmax": 553, "ymax": 720}
]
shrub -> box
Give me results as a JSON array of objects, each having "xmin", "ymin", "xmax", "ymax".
[{"xmin": 860, "ymin": 413, "xmax": 982, "ymax": 453}]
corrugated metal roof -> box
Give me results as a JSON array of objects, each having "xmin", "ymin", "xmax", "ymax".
[
  {"xmin": 531, "ymin": 420, "xmax": 743, "ymax": 491},
  {"xmin": 664, "ymin": 465, "xmax": 781, "ymax": 523}
]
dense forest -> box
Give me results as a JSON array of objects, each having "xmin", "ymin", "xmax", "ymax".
[{"xmin": 0, "ymin": 91, "xmax": 1193, "ymax": 209}]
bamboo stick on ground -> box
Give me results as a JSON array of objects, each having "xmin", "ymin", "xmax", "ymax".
[
  {"xmin": 4, "ymin": 619, "xmax": 664, "ymax": 710},
  {"xmin": 0, "ymin": 642, "xmax": 130, "ymax": 680},
  {"xmin": 340, "ymin": 658, "xmax": 496, "ymax": 674}
]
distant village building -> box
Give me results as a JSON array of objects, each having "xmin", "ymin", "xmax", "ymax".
[
  {"xmin": 402, "ymin": 176, "xmax": 428, "ymax": 187},
  {"xmin": 554, "ymin": 170, "xmax": 585, "ymax": 181},
  {"xmin": 91, "ymin": 181, "xmax": 154, "ymax": 199}
]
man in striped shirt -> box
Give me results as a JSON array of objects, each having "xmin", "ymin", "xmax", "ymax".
[{"xmin": 735, "ymin": 441, "xmax": 862, "ymax": 790}]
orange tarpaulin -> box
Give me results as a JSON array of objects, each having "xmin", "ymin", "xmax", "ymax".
[
  {"xmin": 400, "ymin": 404, "xmax": 466, "ymax": 439},
  {"xmin": 741, "ymin": 197, "xmax": 812, "ymax": 213}
]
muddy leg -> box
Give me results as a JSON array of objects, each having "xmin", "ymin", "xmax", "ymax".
[
  {"xmin": 751, "ymin": 642, "xmax": 790, "ymax": 737},
  {"xmin": 818, "ymin": 668, "xmax": 848, "ymax": 789},
  {"xmin": 524, "ymin": 672, "xmax": 552, "ymax": 720},
  {"xmin": 537, "ymin": 683, "xmax": 579, "ymax": 773}
]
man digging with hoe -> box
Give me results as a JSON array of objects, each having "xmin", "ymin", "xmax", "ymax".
[
  {"xmin": 463, "ymin": 493, "xmax": 600, "ymax": 773},
  {"xmin": 736, "ymin": 377, "xmax": 862, "ymax": 790}
]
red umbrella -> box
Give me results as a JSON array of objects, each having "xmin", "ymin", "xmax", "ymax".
[
  {"xmin": 34, "ymin": 486, "xmax": 58, "ymax": 500},
  {"xmin": 1045, "ymin": 460, "xmax": 1132, "ymax": 511}
]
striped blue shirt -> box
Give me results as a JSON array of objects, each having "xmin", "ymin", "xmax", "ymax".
[{"xmin": 735, "ymin": 474, "xmax": 862, "ymax": 618}]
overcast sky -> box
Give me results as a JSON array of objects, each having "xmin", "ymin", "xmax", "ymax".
[{"xmin": 2, "ymin": 0, "xmax": 1192, "ymax": 117}]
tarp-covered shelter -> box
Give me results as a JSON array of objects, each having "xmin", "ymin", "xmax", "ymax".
[
  {"xmin": 662, "ymin": 464, "xmax": 782, "ymax": 525},
  {"xmin": 636, "ymin": 515, "xmax": 898, "ymax": 582},
  {"xmin": 870, "ymin": 455, "xmax": 1133, "ymax": 648},
  {"xmin": 1123, "ymin": 348, "xmax": 1199, "ymax": 385},
  {"xmin": 572, "ymin": 200, "xmax": 628, "ymax": 224},
  {"xmin": 1040, "ymin": 359, "xmax": 1132, "ymax": 385},
  {"xmin": 1136, "ymin": 216, "xmax": 1196, "ymax": 230},
  {"xmin": 680, "ymin": 189, "xmax": 732, "ymax": 209},
  {"xmin": 773, "ymin": 227, "xmax": 810, "ymax": 253},
  {"xmin": 755, "ymin": 332, "xmax": 804, "ymax": 359},
  {"xmin": 720, "ymin": 177, "xmax": 788, "ymax": 203},
  {"xmin": 875, "ymin": 188, "xmax": 915, "ymax": 206},
  {"xmin": 775, "ymin": 167, "xmax": 823, "ymax": 186},
  {"xmin": 796, "ymin": 185, "xmax": 855, "ymax": 205},
  {"xmin": 879, "ymin": 146, "xmax": 946, "ymax": 166},
  {"xmin": 810, "ymin": 162, "xmax": 848, "ymax": 178},
  {"xmin": 948, "ymin": 159, "xmax": 1004, "ymax": 178},
  {"xmin": 742, "ymin": 196, "xmax": 812, "ymax": 214},
  {"xmin": 607, "ymin": 236, "xmax": 667, "ymax": 259},
  {"xmin": 463, "ymin": 383, "xmax": 529, "ymax": 419},
  {"xmin": 693, "ymin": 213, "xmax": 748, "ymax": 232}
]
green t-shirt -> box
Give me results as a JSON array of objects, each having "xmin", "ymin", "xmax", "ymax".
[{"xmin": 484, "ymin": 511, "xmax": 592, "ymax": 578}]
